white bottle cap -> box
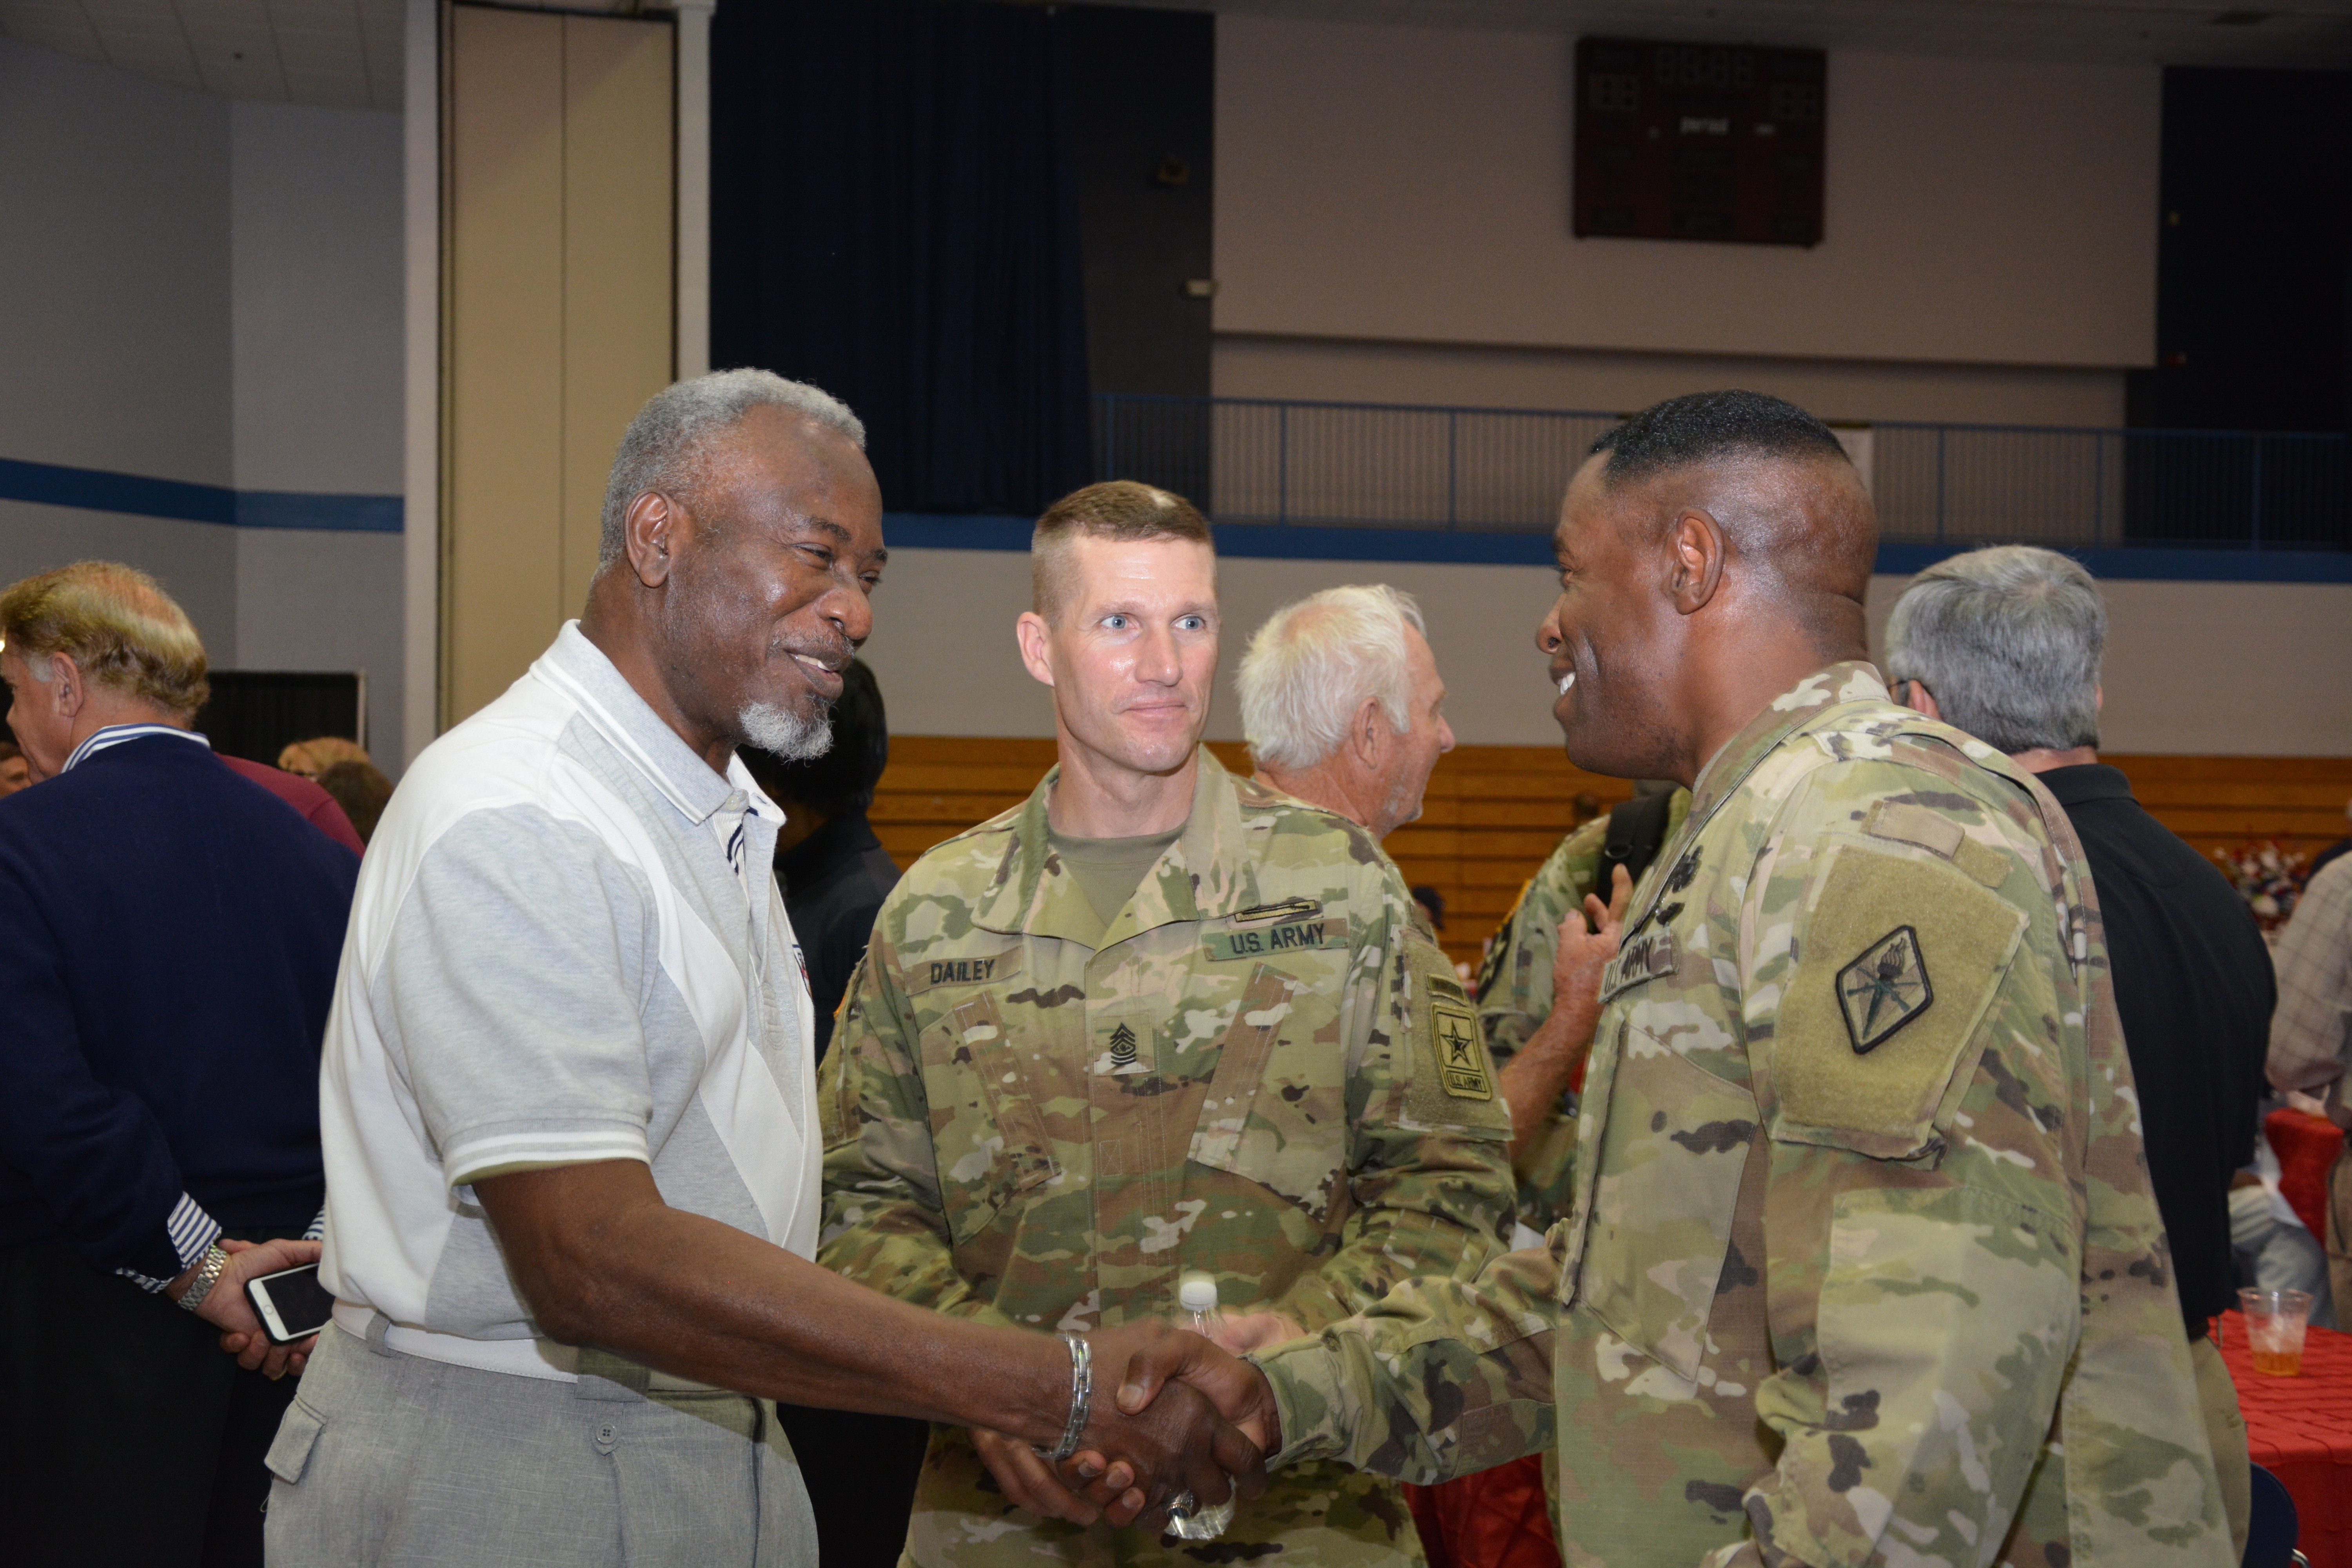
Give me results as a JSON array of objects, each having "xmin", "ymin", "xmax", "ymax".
[{"xmin": 1178, "ymin": 1276, "xmax": 1219, "ymax": 1313}]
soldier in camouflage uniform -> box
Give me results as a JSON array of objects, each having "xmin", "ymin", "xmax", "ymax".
[
  {"xmin": 1102, "ymin": 393, "xmax": 2233, "ymax": 1568},
  {"xmin": 819, "ymin": 482, "xmax": 1515, "ymax": 1566},
  {"xmin": 1475, "ymin": 789, "xmax": 1688, "ymax": 1232}
]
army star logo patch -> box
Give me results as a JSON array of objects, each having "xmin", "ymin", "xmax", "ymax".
[
  {"xmin": 1432, "ymin": 998, "xmax": 1493, "ymax": 1100},
  {"xmin": 1837, "ymin": 926, "xmax": 1934, "ymax": 1054}
]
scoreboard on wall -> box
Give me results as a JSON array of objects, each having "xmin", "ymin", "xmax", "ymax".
[{"xmin": 1573, "ymin": 38, "xmax": 1825, "ymax": 247}]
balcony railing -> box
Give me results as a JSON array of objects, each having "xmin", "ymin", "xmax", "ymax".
[{"xmin": 1094, "ymin": 394, "xmax": 2350, "ymax": 553}]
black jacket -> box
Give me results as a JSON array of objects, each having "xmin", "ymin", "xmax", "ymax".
[
  {"xmin": 2040, "ymin": 763, "xmax": 2274, "ymax": 1338},
  {"xmin": 775, "ymin": 814, "xmax": 902, "ymax": 1063}
]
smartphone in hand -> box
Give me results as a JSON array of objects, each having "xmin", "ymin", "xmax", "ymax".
[{"xmin": 245, "ymin": 1263, "xmax": 335, "ymax": 1345}]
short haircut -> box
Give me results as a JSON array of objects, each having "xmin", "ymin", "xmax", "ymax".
[
  {"xmin": 315, "ymin": 758, "xmax": 395, "ymax": 846},
  {"xmin": 1031, "ymin": 481, "xmax": 1213, "ymax": 624},
  {"xmin": 279, "ymin": 735, "xmax": 370, "ymax": 778},
  {"xmin": 598, "ymin": 368, "xmax": 866, "ymax": 569},
  {"xmin": 0, "ymin": 561, "xmax": 209, "ymax": 717},
  {"xmin": 1884, "ymin": 544, "xmax": 2105, "ymax": 753},
  {"xmin": 1239, "ymin": 584, "xmax": 1428, "ymax": 771},
  {"xmin": 1591, "ymin": 389, "xmax": 1850, "ymax": 488},
  {"xmin": 739, "ymin": 657, "xmax": 890, "ymax": 820}
]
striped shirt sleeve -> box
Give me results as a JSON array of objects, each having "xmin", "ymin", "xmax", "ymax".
[{"xmin": 113, "ymin": 1192, "xmax": 225, "ymax": 1293}]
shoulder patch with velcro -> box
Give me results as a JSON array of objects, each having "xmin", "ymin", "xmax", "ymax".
[
  {"xmin": 1401, "ymin": 935, "xmax": 1508, "ymax": 1135},
  {"xmin": 1864, "ymin": 799, "xmax": 2010, "ymax": 888},
  {"xmin": 1769, "ymin": 842, "xmax": 2028, "ymax": 1160}
]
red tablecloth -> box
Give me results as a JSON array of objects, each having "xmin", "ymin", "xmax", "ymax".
[
  {"xmin": 1404, "ymin": 1455, "xmax": 1557, "ymax": 1568},
  {"xmin": 2269, "ymin": 1108, "xmax": 2346, "ymax": 1243},
  {"xmin": 2218, "ymin": 1308, "xmax": 2352, "ymax": 1568}
]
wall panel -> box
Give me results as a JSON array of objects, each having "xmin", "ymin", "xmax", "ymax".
[
  {"xmin": 447, "ymin": 6, "xmax": 566, "ymax": 720},
  {"xmin": 443, "ymin": 6, "xmax": 672, "ymax": 726},
  {"xmin": 1214, "ymin": 20, "xmax": 2160, "ymax": 371},
  {"xmin": 561, "ymin": 18, "xmax": 675, "ymax": 618}
]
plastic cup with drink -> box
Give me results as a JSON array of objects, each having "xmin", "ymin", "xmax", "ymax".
[{"xmin": 2239, "ymin": 1287, "xmax": 2314, "ymax": 1376}]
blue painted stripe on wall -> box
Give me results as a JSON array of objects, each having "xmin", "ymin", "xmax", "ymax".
[
  {"xmin": 883, "ymin": 513, "xmax": 2352, "ymax": 583},
  {"xmin": 0, "ymin": 456, "xmax": 233, "ymax": 525},
  {"xmin": 234, "ymin": 491, "xmax": 404, "ymax": 532},
  {"xmin": 0, "ymin": 456, "xmax": 402, "ymax": 533}
]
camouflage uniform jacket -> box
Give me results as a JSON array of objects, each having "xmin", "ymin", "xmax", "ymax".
[
  {"xmin": 820, "ymin": 748, "xmax": 1515, "ymax": 1566},
  {"xmin": 1255, "ymin": 663, "xmax": 2232, "ymax": 1568},
  {"xmin": 1476, "ymin": 790, "xmax": 1692, "ymax": 1230}
]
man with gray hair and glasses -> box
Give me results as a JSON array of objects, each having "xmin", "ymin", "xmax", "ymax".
[
  {"xmin": 1886, "ymin": 543, "xmax": 2272, "ymax": 1559},
  {"xmin": 267, "ymin": 372, "xmax": 1259, "ymax": 1566}
]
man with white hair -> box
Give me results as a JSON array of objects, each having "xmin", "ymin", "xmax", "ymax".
[
  {"xmin": 1886, "ymin": 543, "xmax": 2271, "ymax": 1559},
  {"xmin": 268, "ymin": 374, "xmax": 1256, "ymax": 1566},
  {"xmin": 1238, "ymin": 584, "xmax": 1454, "ymax": 843}
]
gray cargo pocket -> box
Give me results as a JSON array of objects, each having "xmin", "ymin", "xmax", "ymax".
[{"xmin": 265, "ymin": 1398, "xmax": 327, "ymax": 1486}]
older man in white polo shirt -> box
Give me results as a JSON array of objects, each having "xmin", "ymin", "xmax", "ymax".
[{"xmin": 265, "ymin": 372, "xmax": 1261, "ymax": 1567}]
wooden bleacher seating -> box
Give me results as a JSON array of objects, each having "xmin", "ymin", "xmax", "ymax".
[{"xmin": 872, "ymin": 737, "xmax": 2352, "ymax": 970}]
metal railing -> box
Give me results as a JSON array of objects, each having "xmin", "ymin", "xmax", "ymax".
[{"xmin": 1094, "ymin": 394, "xmax": 2350, "ymax": 552}]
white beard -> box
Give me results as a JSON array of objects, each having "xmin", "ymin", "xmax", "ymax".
[{"xmin": 740, "ymin": 701, "xmax": 833, "ymax": 762}]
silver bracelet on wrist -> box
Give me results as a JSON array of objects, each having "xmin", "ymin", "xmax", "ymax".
[
  {"xmin": 177, "ymin": 1244, "xmax": 232, "ymax": 1314},
  {"xmin": 1038, "ymin": 1332, "xmax": 1093, "ymax": 1461}
]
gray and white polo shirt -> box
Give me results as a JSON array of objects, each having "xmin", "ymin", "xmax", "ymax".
[{"xmin": 318, "ymin": 622, "xmax": 818, "ymax": 1378}]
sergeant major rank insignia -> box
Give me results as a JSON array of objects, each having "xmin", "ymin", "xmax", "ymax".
[
  {"xmin": 1107, "ymin": 1022, "xmax": 1141, "ymax": 1069},
  {"xmin": 1837, "ymin": 925, "xmax": 1934, "ymax": 1054}
]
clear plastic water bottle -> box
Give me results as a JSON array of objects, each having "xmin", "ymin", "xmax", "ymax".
[{"xmin": 1163, "ymin": 1274, "xmax": 1236, "ymax": 1540}]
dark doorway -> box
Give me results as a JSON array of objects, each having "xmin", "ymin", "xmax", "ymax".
[{"xmin": 194, "ymin": 673, "xmax": 362, "ymax": 767}]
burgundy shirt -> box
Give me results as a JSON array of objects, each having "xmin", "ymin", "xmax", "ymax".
[{"xmin": 218, "ymin": 753, "xmax": 365, "ymax": 856}]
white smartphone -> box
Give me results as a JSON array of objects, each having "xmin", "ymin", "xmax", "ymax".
[{"xmin": 244, "ymin": 1262, "xmax": 336, "ymax": 1344}]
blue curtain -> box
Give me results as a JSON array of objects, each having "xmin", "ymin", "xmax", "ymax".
[{"xmin": 710, "ymin": 0, "xmax": 1093, "ymax": 517}]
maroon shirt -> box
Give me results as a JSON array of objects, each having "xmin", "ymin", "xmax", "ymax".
[{"xmin": 217, "ymin": 753, "xmax": 365, "ymax": 857}]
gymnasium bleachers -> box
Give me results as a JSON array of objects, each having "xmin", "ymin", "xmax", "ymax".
[{"xmin": 873, "ymin": 737, "xmax": 2352, "ymax": 969}]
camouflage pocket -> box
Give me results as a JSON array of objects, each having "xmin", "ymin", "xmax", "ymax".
[
  {"xmin": 1575, "ymin": 1044, "xmax": 1759, "ymax": 1384},
  {"xmin": 1187, "ymin": 963, "xmax": 1348, "ymax": 1223},
  {"xmin": 928, "ymin": 991, "xmax": 1059, "ymax": 1246}
]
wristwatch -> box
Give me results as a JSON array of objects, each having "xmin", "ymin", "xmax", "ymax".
[{"xmin": 177, "ymin": 1245, "xmax": 232, "ymax": 1314}]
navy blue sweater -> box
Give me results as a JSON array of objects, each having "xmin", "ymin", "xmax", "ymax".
[{"xmin": 0, "ymin": 735, "xmax": 358, "ymax": 1278}]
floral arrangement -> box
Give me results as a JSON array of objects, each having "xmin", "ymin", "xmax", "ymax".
[{"xmin": 2216, "ymin": 840, "xmax": 2312, "ymax": 932}]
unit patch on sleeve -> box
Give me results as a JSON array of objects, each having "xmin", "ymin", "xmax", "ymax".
[
  {"xmin": 1432, "ymin": 993, "xmax": 1493, "ymax": 1100},
  {"xmin": 1769, "ymin": 843, "xmax": 2028, "ymax": 1160},
  {"xmin": 1836, "ymin": 925, "xmax": 1933, "ymax": 1054}
]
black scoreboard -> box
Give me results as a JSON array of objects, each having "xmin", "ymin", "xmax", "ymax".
[{"xmin": 1573, "ymin": 38, "xmax": 1826, "ymax": 247}]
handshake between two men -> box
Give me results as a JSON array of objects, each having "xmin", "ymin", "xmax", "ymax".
[{"xmin": 973, "ymin": 1319, "xmax": 1284, "ymax": 1534}]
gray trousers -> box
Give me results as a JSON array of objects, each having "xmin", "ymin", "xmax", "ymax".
[{"xmin": 263, "ymin": 1319, "xmax": 817, "ymax": 1568}]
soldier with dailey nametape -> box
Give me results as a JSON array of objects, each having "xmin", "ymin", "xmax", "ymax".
[
  {"xmin": 1093, "ymin": 391, "xmax": 2233, "ymax": 1568},
  {"xmin": 818, "ymin": 481, "xmax": 1515, "ymax": 1565}
]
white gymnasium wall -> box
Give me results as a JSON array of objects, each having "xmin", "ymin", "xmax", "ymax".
[
  {"xmin": 866, "ymin": 548, "xmax": 2352, "ymax": 758},
  {"xmin": 1210, "ymin": 18, "xmax": 2160, "ymax": 423},
  {"xmin": 0, "ymin": 36, "xmax": 240, "ymax": 648},
  {"xmin": 0, "ymin": 36, "xmax": 234, "ymax": 483},
  {"xmin": 231, "ymin": 101, "xmax": 405, "ymax": 496},
  {"xmin": 231, "ymin": 99, "xmax": 408, "ymax": 760},
  {"xmin": 0, "ymin": 36, "xmax": 407, "ymax": 764}
]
